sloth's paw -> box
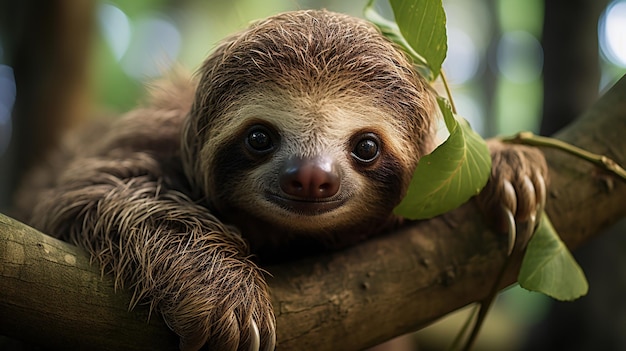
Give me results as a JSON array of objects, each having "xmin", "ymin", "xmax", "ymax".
[
  {"xmin": 164, "ymin": 266, "xmax": 276, "ymax": 351},
  {"xmin": 477, "ymin": 139, "xmax": 548, "ymax": 253}
]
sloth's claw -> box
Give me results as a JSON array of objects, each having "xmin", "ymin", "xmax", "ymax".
[
  {"xmin": 498, "ymin": 174, "xmax": 546, "ymax": 254},
  {"xmin": 513, "ymin": 175, "xmax": 540, "ymax": 252},
  {"xmin": 264, "ymin": 318, "xmax": 276, "ymax": 351},
  {"xmin": 249, "ymin": 319, "xmax": 260, "ymax": 351},
  {"xmin": 478, "ymin": 140, "xmax": 549, "ymax": 253},
  {"xmin": 535, "ymin": 170, "xmax": 547, "ymax": 216},
  {"xmin": 499, "ymin": 174, "xmax": 545, "ymax": 256},
  {"xmin": 501, "ymin": 206, "xmax": 516, "ymax": 255}
]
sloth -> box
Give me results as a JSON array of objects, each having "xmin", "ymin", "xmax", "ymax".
[{"xmin": 15, "ymin": 9, "xmax": 548, "ymax": 351}]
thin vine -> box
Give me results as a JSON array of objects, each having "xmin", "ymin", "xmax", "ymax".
[{"xmin": 501, "ymin": 132, "xmax": 626, "ymax": 182}]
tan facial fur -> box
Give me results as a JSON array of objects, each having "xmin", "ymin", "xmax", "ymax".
[{"xmin": 181, "ymin": 10, "xmax": 438, "ymax": 250}]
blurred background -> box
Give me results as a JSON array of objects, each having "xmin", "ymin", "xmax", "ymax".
[{"xmin": 0, "ymin": 0, "xmax": 625, "ymax": 350}]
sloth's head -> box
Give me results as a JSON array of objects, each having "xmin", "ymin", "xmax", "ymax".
[{"xmin": 182, "ymin": 10, "xmax": 437, "ymax": 248}]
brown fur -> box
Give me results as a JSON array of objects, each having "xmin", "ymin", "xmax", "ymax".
[
  {"xmin": 16, "ymin": 70, "xmax": 274, "ymax": 350},
  {"xmin": 181, "ymin": 10, "xmax": 437, "ymax": 253},
  {"xmin": 14, "ymin": 9, "xmax": 547, "ymax": 351}
]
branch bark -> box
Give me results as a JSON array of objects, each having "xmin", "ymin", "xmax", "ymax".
[{"xmin": 1, "ymin": 75, "xmax": 625, "ymax": 350}]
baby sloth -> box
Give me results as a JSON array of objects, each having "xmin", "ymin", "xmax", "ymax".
[{"xmin": 16, "ymin": 9, "xmax": 547, "ymax": 351}]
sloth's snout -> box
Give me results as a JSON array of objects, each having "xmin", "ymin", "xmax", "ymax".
[{"xmin": 279, "ymin": 156, "xmax": 340, "ymax": 199}]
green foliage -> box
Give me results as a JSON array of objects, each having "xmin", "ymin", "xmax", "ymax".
[
  {"xmin": 363, "ymin": 0, "xmax": 431, "ymax": 79},
  {"xmin": 519, "ymin": 214, "xmax": 589, "ymax": 301},
  {"xmin": 366, "ymin": 0, "xmax": 490, "ymax": 220},
  {"xmin": 389, "ymin": 0, "xmax": 447, "ymax": 80},
  {"xmin": 394, "ymin": 98, "xmax": 491, "ymax": 219},
  {"xmin": 364, "ymin": 0, "xmax": 447, "ymax": 81},
  {"xmin": 367, "ymin": 0, "xmax": 587, "ymax": 303}
]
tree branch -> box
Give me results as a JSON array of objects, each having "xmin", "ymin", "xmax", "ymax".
[{"xmin": 1, "ymin": 75, "xmax": 625, "ymax": 350}]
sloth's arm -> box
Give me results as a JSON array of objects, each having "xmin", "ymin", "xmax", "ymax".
[{"xmin": 27, "ymin": 153, "xmax": 275, "ymax": 351}]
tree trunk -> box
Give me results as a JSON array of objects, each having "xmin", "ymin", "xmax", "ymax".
[
  {"xmin": 1, "ymin": 75, "xmax": 625, "ymax": 350},
  {"xmin": 0, "ymin": 0, "xmax": 94, "ymax": 211}
]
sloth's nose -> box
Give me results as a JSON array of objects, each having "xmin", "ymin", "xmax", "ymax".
[{"xmin": 279, "ymin": 156, "xmax": 340, "ymax": 199}]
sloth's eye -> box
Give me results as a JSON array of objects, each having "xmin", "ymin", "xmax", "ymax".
[
  {"xmin": 351, "ymin": 133, "xmax": 380, "ymax": 163},
  {"xmin": 245, "ymin": 126, "xmax": 275, "ymax": 153}
]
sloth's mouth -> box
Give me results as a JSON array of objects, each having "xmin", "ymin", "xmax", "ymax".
[{"xmin": 266, "ymin": 194, "xmax": 345, "ymax": 215}]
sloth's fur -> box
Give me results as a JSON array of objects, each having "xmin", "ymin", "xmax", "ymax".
[
  {"xmin": 14, "ymin": 9, "xmax": 546, "ymax": 351},
  {"xmin": 181, "ymin": 10, "xmax": 437, "ymax": 254}
]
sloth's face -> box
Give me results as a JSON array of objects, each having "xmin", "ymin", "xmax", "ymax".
[
  {"xmin": 201, "ymin": 91, "xmax": 422, "ymax": 239},
  {"xmin": 182, "ymin": 10, "xmax": 437, "ymax": 248}
]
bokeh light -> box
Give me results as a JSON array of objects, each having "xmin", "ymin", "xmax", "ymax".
[
  {"xmin": 496, "ymin": 30, "xmax": 543, "ymax": 83},
  {"xmin": 0, "ymin": 64, "xmax": 16, "ymax": 156},
  {"xmin": 97, "ymin": 3, "xmax": 131, "ymax": 61},
  {"xmin": 454, "ymin": 92, "xmax": 485, "ymax": 135},
  {"xmin": 444, "ymin": 27, "xmax": 480, "ymax": 85},
  {"xmin": 97, "ymin": 3, "xmax": 181, "ymax": 80},
  {"xmin": 120, "ymin": 15, "xmax": 181, "ymax": 79},
  {"xmin": 599, "ymin": 0, "xmax": 626, "ymax": 68}
]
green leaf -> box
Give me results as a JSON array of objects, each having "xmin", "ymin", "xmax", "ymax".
[
  {"xmin": 389, "ymin": 0, "xmax": 447, "ymax": 79},
  {"xmin": 519, "ymin": 213, "xmax": 588, "ymax": 301},
  {"xmin": 394, "ymin": 97, "xmax": 491, "ymax": 219},
  {"xmin": 363, "ymin": 0, "xmax": 432, "ymax": 79}
]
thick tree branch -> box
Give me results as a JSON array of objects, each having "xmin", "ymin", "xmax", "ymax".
[{"xmin": 1, "ymin": 75, "xmax": 625, "ymax": 350}]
